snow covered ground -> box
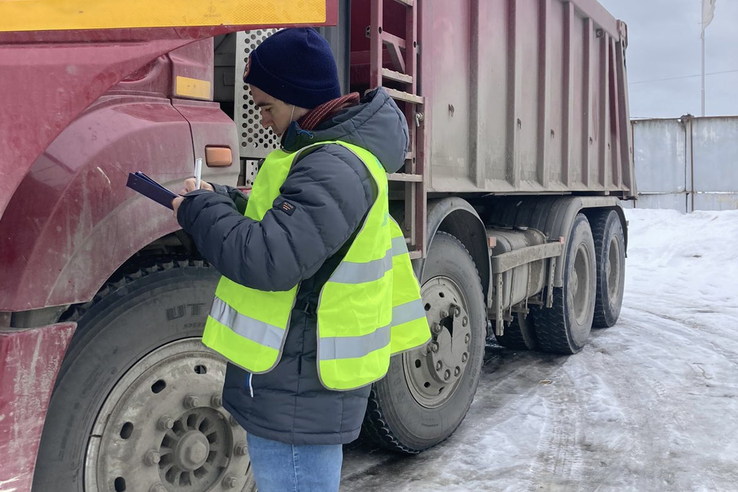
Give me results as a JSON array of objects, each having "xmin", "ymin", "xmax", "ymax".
[{"xmin": 341, "ymin": 208, "xmax": 738, "ymax": 492}]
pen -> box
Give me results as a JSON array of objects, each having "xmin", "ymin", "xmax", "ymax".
[{"xmin": 194, "ymin": 157, "xmax": 203, "ymax": 190}]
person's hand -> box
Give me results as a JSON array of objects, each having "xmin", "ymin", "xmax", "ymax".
[
  {"xmin": 172, "ymin": 196, "xmax": 185, "ymax": 219},
  {"xmin": 173, "ymin": 179, "xmax": 214, "ymax": 219},
  {"xmin": 180, "ymin": 178, "xmax": 215, "ymax": 194}
]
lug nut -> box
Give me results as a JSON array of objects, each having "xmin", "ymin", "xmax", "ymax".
[
  {"xmin": 462, "ymin": 316, "xmax": 468, "ymax": 327},
  {"xmin": 435, "ymin": 361, "xmax": 442, "ymax": 371},
  {"xmin": 454, "ymin": 306, "xmax": 461, "ymax": 317},
  {"xmin": 465, "ymin": 334, "xmax": 471, "ymax": 344},
  {"xmin": 157, "ymin": 415, "xmax": 174, "ymax": 431},
  {"xmin": 440, "ymin": 310, "xmax": 449, "ymax": 319},
  {"xmin": 223, "ymin": 475, "xmax": 238, "ymax": 489},
  {"xmin": 150, "ymin": 484, "xmax": 167, "ymax": 492},
  {"xmin": 432, "ymin": 322, "xmax": 442, "ymax": 334},
  {"xmin": 144, "ymin": 450, "xmax": 161, "ymax": 466},
  {"xmin": 454, "ymin": 366, "xmax": 461, "ymax": 377},
  {"xmin": 229, "ymin": 415, "xmax": 239, "ymax": 427},
  {"xmin": 462, "ymin": 352, "xmax": 468, "ymax": 363},
  {"xmin": 431, "ymin": 342, "xmax": 439, "ymax": 353},
  {"xmin": 234, "ymin": 441, "xmax": 248, "ymax": 456},
  {"xmin": 184, "ymin": 395, "xmax": 199, "ymax": 409},
  {"xmin": 444, "ymin": 370, "xmax": 451, "ymax": 381},
  {"xmin": 211, "ymin": 394, "xmax": 223, "ymax": 408}
]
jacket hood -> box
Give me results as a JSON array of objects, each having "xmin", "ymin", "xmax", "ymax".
[{"xmin": 282, "ymin": 87, "xmax": 409, "ymax": 173}]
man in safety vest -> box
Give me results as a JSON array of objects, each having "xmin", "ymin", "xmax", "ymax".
[{"xmin": 172, "ymin": 28, "xmax": 429, "ymax": 492}]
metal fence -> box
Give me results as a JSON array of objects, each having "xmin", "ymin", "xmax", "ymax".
[{"xmin": 629, "ymin": 116, "xmax": 738, "ymax": 212}]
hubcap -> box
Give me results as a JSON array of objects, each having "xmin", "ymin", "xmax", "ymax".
[
  {"xmin": 85, "ymin": 339, "xmax": 253, "ymax": 492},
  {"xmin": 403, "ymin": 276, "xmax": 472, "ymax": 408}
]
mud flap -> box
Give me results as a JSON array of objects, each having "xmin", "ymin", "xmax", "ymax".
[{"xmin": 0, "ymin": 322, "xmax": 76, "ymax": 492}]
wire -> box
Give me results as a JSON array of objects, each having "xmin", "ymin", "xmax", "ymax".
[{"xmin": 629, "ymin": 69, "xmax": 738, "ymax": 85}]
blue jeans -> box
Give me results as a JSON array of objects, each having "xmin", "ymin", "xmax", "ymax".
[{"xmin": 246, "ymin": 433, "xmax": 343, "ymax": 492}]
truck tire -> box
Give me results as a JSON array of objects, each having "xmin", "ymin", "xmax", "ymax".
[
  {"xmin": 532, "ymin": 213, "xmax": 596, "ymax": 354},
  {"xmin": 361, "ymin": 232, "xmax": 486, "ymax": 453},
  {"xmin": 32, "ymin": 260, "xmax": 256, "ymax": 492},
  {"xmin": 591, "ymin": 210, "xmax": 626, "ymax": 328},
  {"xmin": 494, "ymin": 313, "xmax": 538, "ymax": 350}
]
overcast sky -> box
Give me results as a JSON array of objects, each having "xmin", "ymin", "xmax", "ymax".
[{"xmin": 598, "ymin": 0, "xmax": 738, "ymax": 119}]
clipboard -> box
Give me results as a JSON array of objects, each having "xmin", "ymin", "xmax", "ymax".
[{"xmin": 126, "ymin": 172, "xmax": 179, "ymax": 210}]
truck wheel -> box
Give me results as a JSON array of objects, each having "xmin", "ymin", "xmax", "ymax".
[
  {"xmin": 494, "ymin": 313, "xmax": 538, "ymax": 350},
  {"xmin": 362, "ymin": 232, "xmax": 486, "ymax": 453},
  {"xmin": 591, "ymin": 210, "xmax": 626, "ymax": 328},
  {"xmin": 532, "ymin": 213, "xmax": 596, "ymax": 354},
  {"xmin": 32, "ymin": 260, "xmax": 256, "ymax": 492}
]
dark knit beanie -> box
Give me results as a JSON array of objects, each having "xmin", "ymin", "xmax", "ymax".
[{"xmin": 243, "ymin": 28, "xmax": 341, "ymax": 109}]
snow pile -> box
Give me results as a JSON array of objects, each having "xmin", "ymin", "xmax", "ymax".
[{"xmin": 624, "ymin": 208, "xmax": 738, "ymax": 330}]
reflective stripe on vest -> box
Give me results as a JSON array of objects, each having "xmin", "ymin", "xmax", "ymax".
[
  {"xmin": 330, "ymin": 248, "xmax": 393, "ymax": 284},
  {"xmin": 319, "ymin": 324, "xmax": 391, "ymax": 360},
  {"xmin": 393, "ymin": 299, "xmax": 426, "ymax": 327},
  {"xmin": 209, "ymin": 297, "xmax": 284, "ymax": 350},
  {"xmin": 392, "ymin": 236, "xmax": 408, "ymax": 256},
  {"xmin": 388, "ymin": 219, "xmax": 430, "ymax": 354},
  {"xmin": 202, "ymin": 140, "xmax": 430, "ymax": 390}
]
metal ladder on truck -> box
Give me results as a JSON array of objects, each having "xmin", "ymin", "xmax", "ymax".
[{"xmin": 368, "ymin": 0, "xmax": 426, "ymax": 259}]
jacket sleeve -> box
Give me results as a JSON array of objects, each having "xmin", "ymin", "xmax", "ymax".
[
  {"xmin": 177, "ymin": 146, "xmax": 374, "ymax": 291},
  {"xmin": 211, "ymin": 182, "xmax": 249, "ymax": 215}
]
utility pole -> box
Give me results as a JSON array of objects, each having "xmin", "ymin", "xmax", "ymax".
[
  {"xmin": 701, "ymin": 0, "xmax": 717, "ymax": 117},
  {"xmin": 701, "ymin": 16, "xmax": 706, "ymax": 116}
]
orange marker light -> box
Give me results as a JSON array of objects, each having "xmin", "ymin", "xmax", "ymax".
[{"xmin": 205, "ymin": 147, "xmax": 233, "ymax": 167}]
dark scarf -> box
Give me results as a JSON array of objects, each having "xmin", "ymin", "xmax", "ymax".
[{"xmin": 297, "ymin": 92, "xmax": 361, "ymax": 131}]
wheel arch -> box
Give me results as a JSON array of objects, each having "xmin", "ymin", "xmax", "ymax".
[
  {"xmin": 422, "ymin": 198, "xmax": 491, "ymax": 304},
  {"xmin": 10, "ymin": 230, "xmax": 197, "ymax": 328},
  {"xmin": 0, "ymin": 94, "xmax": 236, "ymax": 313}
]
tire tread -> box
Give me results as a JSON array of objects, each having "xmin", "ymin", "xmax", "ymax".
[
  {"xmin": 62, "ymin": 258, "xmax": 209, "ymax": 323},
  {"xmin": 361, "ymin": 387, "xmax": 421, "ymax": 454},
  {"xmin": 532, "ymin": 214, "xmax": 595, "ymax": 355},
  {"xmin": 531, "ymin": 288, "xmax": 575, "ymax": 354},
  {"xmin": 591, "ymin": 211, "xmax": 625, "ymax": 328}
]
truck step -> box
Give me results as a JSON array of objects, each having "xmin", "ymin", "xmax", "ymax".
[
  {"xmin": 385, "ymin": 88, "xmax": 424, "ymax": 105},
  {"xmin": 382, "ymin": 68, "xmax": 413, "ymax": 84},
  {"xmin": 387, "ymin": 173, "xmax": 423, "ymax": 183}
]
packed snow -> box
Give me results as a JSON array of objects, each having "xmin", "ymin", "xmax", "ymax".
[{"xmin": 341, "ymin": 208, "xmax": 738, "ymax": 491}]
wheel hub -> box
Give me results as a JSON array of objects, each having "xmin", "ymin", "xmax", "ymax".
[
  {"xmin": 159, "ymin": 409, "xmax": 230, "ymax": 489},
  {"xmin": 175, "ymin": 432, "xmax": 210, "ymax": 471},
  {"xmin": 404, "ymin": 276, "xmax": 471, "ymax": 408}
]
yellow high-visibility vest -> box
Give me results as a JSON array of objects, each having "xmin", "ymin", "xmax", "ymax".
[{"xmin": 202, "ymin": 141, "xmax": 430, "ymax": 390}]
